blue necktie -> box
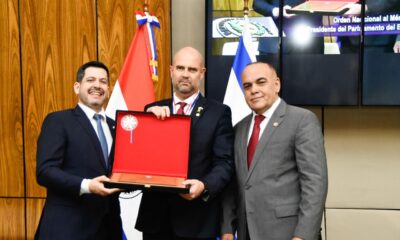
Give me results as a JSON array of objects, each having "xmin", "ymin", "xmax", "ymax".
[{"xmin": 93, "ymin": 114, "xmax": 108, "ymax": 166}]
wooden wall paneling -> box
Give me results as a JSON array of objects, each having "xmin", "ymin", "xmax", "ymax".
[
  {"xmin": 0, "ymin": 198, "xmax": 25, "ymax": 239},
  {"xmin": 26, "ymin": 198, "xmax": 46, "ymax": 240},
  {"xmin": 0, "ymin": 0, "xmax": 24, "ymax": 197},
  {"xmin": 21, "ymin": 0, "xmax": 98, "ymax": 197},
  {"xmin": 97, "ymin": 0, "xmax": 136, "ymax": 91},
  {"xmin": 98, "ymin": 0, "xmax": 171, "ymax": 103}
]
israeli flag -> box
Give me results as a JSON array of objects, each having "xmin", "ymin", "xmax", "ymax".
[{"xmin": 223, "ymin": 15, "xmax": 257, "ymax": 126}]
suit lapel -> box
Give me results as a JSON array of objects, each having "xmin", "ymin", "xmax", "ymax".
[
  {"xmin": 246, "ymin": 100, "xmax": 287, "ymax": 181},
  {"xmin": 237, "ymin": 115, "xmax": 252, "ymax": 176},
  {"xmin": 189, "ymin": 94, "xmax": 207, "ymax": 127},
  {"xmin": 157, "ymin": 99, "xmax": 173, "ymax": 112},
  {"xmin": 106, "ymin": 117, "xmax": 115, "ymax": 137},
  {"xmin": 106, "ymin": 117, "xmax": 115, "ymax": 171},
  {"xmin": 73, "ymin": 106, "xmax": 108, "ymax": 171}
]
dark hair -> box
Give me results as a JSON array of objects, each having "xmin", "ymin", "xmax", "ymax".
[{"xmin": 76, "ymin": 61, "xmax": 109, "ymax": 82}]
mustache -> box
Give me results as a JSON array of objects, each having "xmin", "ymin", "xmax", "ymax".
[
  {"xmin": 88, "ymin": 86, "xmax": 105, "ymax": 95},
  {"xmin": 178, "ymin": 78, "xmax": 191, "ymax": 84}
]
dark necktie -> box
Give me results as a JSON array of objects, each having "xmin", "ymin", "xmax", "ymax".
[
  {"xmin": 93, "ymin": 114, "xmax": 108, "ymax": 166},
  {"xmin": 176, "ymin": 102, "xmax": 187, "ymax": 115},
  {"xmin": 247, "ymin": 115, "xmax": 265, "ymax": 168}
]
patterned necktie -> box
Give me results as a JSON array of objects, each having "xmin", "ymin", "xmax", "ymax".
[
  {"xmin": 176, "ymin": 102, "xmax": 187, "ymax": 115},
  {"xmin": 247, "ymin": 115, "xmax": 265, "ymax": 168},
  {"xmin": 93, "ymin": 114, "xmax": 108, "ymax": 166}
]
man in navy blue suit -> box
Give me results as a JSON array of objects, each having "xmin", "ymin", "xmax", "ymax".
[
  {"xmin": 135, "ymin": 47, "xmax": 235, "ymax": 240},
  {"xmin": 35, "ymin": 61, "xmax": 122, "ymax": 240}
]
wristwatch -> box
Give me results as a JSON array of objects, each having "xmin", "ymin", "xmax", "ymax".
[{"xmin": 201, "ymin": 183, "xmax": 210, "ymax": 202}]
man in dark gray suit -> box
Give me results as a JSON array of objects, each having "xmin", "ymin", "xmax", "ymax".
[
  {"xmin": 221, "ymin": 62, "xmax": 328, "ymax": 240},
  {"xmin": 35, "ymin": 61, "xmax": 122, "ymax": 240}
]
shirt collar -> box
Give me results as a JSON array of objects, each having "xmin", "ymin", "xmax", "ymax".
[
  {"xmin": 253, "ymin": 97, "xmax": 281, "ymax": 119},
  {"xmin": 173, "ymin": 91, "xmax": 200, "ymax": 105},
  {"xmin": 78, "ymin": 102, "xmax": 106, "ymax": 120}
]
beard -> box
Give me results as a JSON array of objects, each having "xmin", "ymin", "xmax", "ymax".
[{"xmin": 174, "ymin": 82, "xmax": 194, "ymax": 95}]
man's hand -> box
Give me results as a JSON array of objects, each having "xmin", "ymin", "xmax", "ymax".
[
  {"xmin": 272, "ymin": 5, "xmax": 295, "ymax": 18},
  {"xmin": 179, "ymin": 179, "xmax": 205, "ymax": 200},
  {"xmin": 221, "ymin": 233, "xmax": 234, "ymax": 240},
  {"xmin": 88, "ymin": 175, "xmax": 120, "ymax": 196},
  {"xmin": 146, "ymin": 106, "xmax": 170, "ymax": 120},
  {"xmin": 283, "ymin": 5, "xmax": 295, "ymax": 18},
  {"xmin": 393, "ymin": 41, "xmax": 400, "ymax": 53},
  {"xmin": 344, "ymin": 3, "xmax": 363, "ymax": 16},
  {"xmin": 292, "ymin": 237, "xmax": 303, "ymax": 240}
]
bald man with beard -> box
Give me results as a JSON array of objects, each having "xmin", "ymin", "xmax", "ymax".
[{"xmin": 135, "ymin": 47, "xmax": 235, "ymax": 240}]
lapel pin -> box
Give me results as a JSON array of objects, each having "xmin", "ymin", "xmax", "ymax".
[
  {"xmin": 273, "ymin": 122, "xmax": 279, "ymax": 127},
  {"xmin": 196, "ymin": 106, "xmax": 204, "ymax": 117}
]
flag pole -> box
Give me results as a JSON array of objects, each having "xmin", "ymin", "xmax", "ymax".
[
  {"xmin": 144, "ymin": 0, "xmax": 149, "ymax": 13},
  {"xmin": 243, "ymin": 0, "xmax": 249, "ymax": 16},
  {"xmin": 142, "ymin": 0, "xmax": 159, "ymax": 83}
]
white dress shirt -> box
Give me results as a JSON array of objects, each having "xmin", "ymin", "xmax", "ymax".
[
  {"xmin": 247, "ymin": 98, "xmax": 281, "ymax": 144},
  {"xmin": 78, "ymin": 103, "xmax": 113, "ymax": 195}
]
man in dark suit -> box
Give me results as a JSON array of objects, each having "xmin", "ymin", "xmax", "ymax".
[
  {"xmin": 135, "ymin": 47, "xmax": 234, "ymax": 240},
  {"xmin": 35, "ymin": 61, "xmax": 122, "ymax": 240},
  {"xmin": 221, "ymin": 62, "xmax": 328, "ymax": 240}
]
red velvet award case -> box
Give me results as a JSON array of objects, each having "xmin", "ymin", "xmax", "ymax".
[
  {"xmin": 104, "ymin": 111, "xmax": 191, "ymax": 193},
  {"xmin": 286, "ymin": 0, "xmax": 358, "ymax": 16}
]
